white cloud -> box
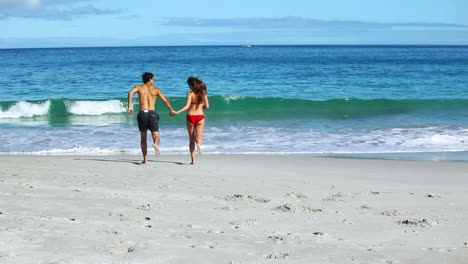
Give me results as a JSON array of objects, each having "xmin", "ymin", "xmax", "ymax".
[
  {"xmin": 0, "ymin": 0, "xmax": 121, "ymax": 19},
  {"xmin": 163, "ymin": 16, "xmax": 468, "ymax": 31},
  {"xmin": 25, "ymin": 0, "xmax": 40, "ymax": 9},
  {"xmin": 0, "ymin": 0, "xmax": 87, "ymax": 8}
]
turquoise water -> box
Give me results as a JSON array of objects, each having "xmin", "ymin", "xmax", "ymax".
[{"xmin": 1, "ymin": 45, "xmax": 467, "ymax": 159}]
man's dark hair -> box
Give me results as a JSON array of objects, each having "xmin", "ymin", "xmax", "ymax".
[{"xmin": 142, "ymin": 72, "xmax": 154, "ymax": 83}]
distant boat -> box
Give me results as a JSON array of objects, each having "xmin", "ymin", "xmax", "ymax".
[{"xmin": 242, "ymin": 45, "xmax": 256, "ymax": 48}]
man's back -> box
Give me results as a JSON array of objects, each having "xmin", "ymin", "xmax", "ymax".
[{"xmin": 136, "ymin": 84, "xmax": 159, "ymax": 111}]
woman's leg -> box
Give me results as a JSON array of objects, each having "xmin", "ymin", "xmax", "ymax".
[
  {"xmin": 186, "ymin": 121, "xmax": 196, "ymax": 164},
  {"xmin": 195, "ymin": 119, "xmax": 205, "ymax": 155}
]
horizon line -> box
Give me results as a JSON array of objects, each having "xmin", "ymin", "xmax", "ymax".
[{"xmin": 2, "ymin": 44, "xmax": 468, "ymax": 50}]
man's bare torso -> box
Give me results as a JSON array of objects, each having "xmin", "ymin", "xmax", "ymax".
[{"xmin": 136, "ymin": 84, "xmax": 160, "ymax": 111}]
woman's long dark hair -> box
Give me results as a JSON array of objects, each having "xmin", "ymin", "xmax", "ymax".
[{"xmin": 187, "ymin": 77, "xmax": 207, "ymax": 105}]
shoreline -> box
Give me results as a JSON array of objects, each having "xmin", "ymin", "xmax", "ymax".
[
  {"xmin": 2, "ymin": 150, "xmax": 468, "ymax": 162},
  {"xmin": 1, "ymin": 155, "xmax": 467, "ymax": 263}
]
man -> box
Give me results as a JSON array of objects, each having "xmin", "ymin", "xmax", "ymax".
[{"xmin": 128, "ymin": 72, "xmax": 175, "ymax": 164}]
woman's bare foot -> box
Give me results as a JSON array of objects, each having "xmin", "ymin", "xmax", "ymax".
[
  {"xmin": 196, "ymin": 143, "xmax": 202, "ymax": 155},
  {"xmin": 153, "ymin": 143, "xmax": 160, "ymax": 156}
]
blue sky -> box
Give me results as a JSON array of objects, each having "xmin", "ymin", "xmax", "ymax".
[{"xmin": 0, "ymin": 0, "xmax": 467, "ymax": 48}]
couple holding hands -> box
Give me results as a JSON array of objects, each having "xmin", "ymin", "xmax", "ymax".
[{"xmin": 127, "ymin": 72, "xmax": 209, "ymax": 165}]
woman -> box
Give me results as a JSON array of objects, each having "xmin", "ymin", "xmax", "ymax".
[{"xmin": 172, "ymin": 77, "xmax": 210, "ymax": 164}]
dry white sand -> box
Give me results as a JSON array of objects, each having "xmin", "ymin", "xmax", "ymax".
[{"xmin": 0, "ymin": 155, "xmax": 467, "ymax": 264}]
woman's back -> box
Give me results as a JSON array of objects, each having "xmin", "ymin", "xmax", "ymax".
[{"xmin": 187, "ymin": 91, "xmax": 206, "ymax": 115}]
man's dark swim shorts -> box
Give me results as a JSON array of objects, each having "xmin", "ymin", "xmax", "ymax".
[{"xmin": 137, "ymin": 110, "xmax": 159, "ymax": 132}]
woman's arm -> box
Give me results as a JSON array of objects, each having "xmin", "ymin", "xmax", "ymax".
[
  {"xmin": 174, "ymin": 92, "xmax": 192, "ymax": 115},
  {"xmin": 203, "ymin": 94, "xmax": 210, "ymax": 109}
]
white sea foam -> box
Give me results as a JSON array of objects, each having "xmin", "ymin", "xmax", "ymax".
[
  {"xmin": 2, "ymin": 124, "xmax": 468, "ymax": 158},
  {"xmin": 11, "ymin": 145, "xmax": 140, "ymax": 155},
  {"xmin": 222, "ymin": 95, "xmax": 245, "ymax": 103},
  {"xmin": 67, "ymin": 100, "xmax": 126, "ymax": 115},
  {"xmin": 199, "ymin": 125, "xmax": 468, "ymax": 154},
  {"xmin": 0, "ymin": 100, "xmax": 51, "ymax": 118}
]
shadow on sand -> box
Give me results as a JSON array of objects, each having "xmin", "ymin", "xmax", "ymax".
[{"xmin": 74, "ymin": 158, "xmax": 186, "ymax": 166}]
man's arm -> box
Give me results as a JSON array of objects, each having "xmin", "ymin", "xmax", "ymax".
[
  {"xmin": 157, "ymin": 89, "xmax": 175, "ymax": 113},
  {"xmin": 127, "ymin": 86, "xmax": 138, "ymax": 114}
]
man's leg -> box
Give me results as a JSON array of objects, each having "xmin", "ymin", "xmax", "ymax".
[
  {"xmin": 148, "ymin": 112, "xmax": 160, "ymax": 156},
  {"xmin": 151, "ymin": 131, "xmax": 160, "ymax": 156},
  {"xmin": 140, "ymin": 131, "xmax": 148, "ymax": 164}
]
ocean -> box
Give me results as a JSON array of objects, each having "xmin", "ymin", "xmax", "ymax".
[{"xmin": 1, "ymin": 45, "xmax": 468, "ymax": 160}]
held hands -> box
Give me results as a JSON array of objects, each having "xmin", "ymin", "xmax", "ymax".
[{"xmin": 169, "ymin": 110, "xmax": 177, "ymax": 117}]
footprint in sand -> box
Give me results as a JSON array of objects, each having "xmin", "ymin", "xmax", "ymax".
[
  {"xmin": 338, "ymin": 219, "xmax": 353, "ymax": 225},
  {"xmin": 0, "ymin": 251, "xmax": 16, "ymax": 261},
  {"xmin": 229, "ymin": 218, "xmax": 257, "ymax": 229},
  {"xmin": 381, "ymin": 210, "xmax": 400, "ymax": 216},
  {"xmin": 108, "ymin": 211, "xmax": 127, "ymax": 221},
  {"xmin": 423, "ymin": 247, "xmax": 457, "ymax": 252},
  {"xmin": 266, "ymin": 252, "xmax": 290, "ymax": 260},
  {"xmin": 272, "ymin": 203, "xmax": 322, "ymax": 213},
  {"xmin": 323, "ymin": 191, "xmax": 383, "ymax": 202},
  {"xmin": 171, "ymin": 232, "xmax": 192, "ymax": 239},
  {"xmin": 224, "ymin": 194, "xmax": 271, "ymax": 203},
  {"xmin": 135, "ymin": 203, "xmax": 158, "ymax": 211},
  {"xmin": 397, "ymin": 218, "xmax": 436, "ymax": 227},
  {"xmin": 101, "ymin": 230, "xmax": 119, "ymax": 235},
  {"xmin": 93, "ymin": 240, "xmax": 144, "ymax": 255},
  {"xmin": 267, "ymin": 233, "xmax": 300, "ymax": 243},
  {"xmin": 189, "ymin": 242, "xmax": 215, "ymax": 249},
  {"xmin": 322, "ymin": 192, "xmax": 349, "ymax": 202},
  {"xmin": 285, "ymin": 192, "xmax": 308, "ymax": 198},
  {"xmin": 215, "ymin": 206, "xmax": 238, "ymax": 211}
]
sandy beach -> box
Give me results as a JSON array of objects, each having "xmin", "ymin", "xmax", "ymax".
[{"xmin": 0, "ymin": 155, "xmax": 467, "ymax": 264}]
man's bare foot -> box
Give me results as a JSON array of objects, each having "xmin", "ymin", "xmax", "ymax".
[
  {"xmin": 196, "ymin": 143, "xmax": 202, "ymax": 155},
  {"xmin": 153, "ymin": 143, "xmax": 160, "ymax": 156},
  {"xmin": 142, "ymin": 158, "xmax": 148, "ymax": 164}
]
